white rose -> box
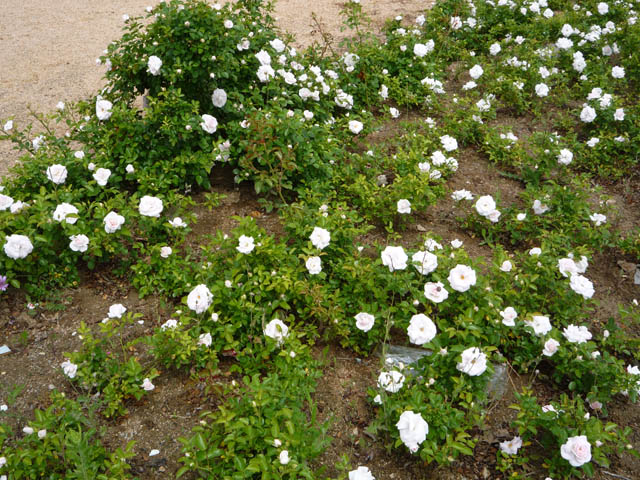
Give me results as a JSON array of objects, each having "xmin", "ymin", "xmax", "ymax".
[
  {"xmin": 542, "ymin": 338, "xmax": 560, "ymax": 356},
  {"xmin": 381, "ymin": 246, "xmax": 408, "ymax": 272},
  {"xmin": 396, "ymin": 410, "xmax": 428, "ymax": 453},
  {"xmin": 3, "ymin": 234, "xmax": 33, "ymax": 259},
  {"xmin": 37, "ymin": 429, "xmax": 47, "ymax": 439},
  {"xmin": 306, "ymin": 256, "xmax": 322, "ymax": 275},
  {"xmin": 411, "ymin": 250, "xmax": 438, "ymax": 275},
  {"xmin": 396, "ymin": 199, "xmax": 411, "ymax": 214},
  {"xmin": 500, "ymin": 307, "xmax": 518, "ymax": 326},
  {"xmin": 138, "ymin": 195, "xmax": 163, "ymax": 217},
  {"xmin": 147, "ymin": 56, "xmax": 162, "ymax": 76},
  {"xmin": 562, "ymin": 325, "xmax": 592, "ymax": 343},
  {"xmin": 557, "ymin": 149, "xmax": 573, "ymax": 165},
  {"xmin": 198, "ymin": 332, "xmax": 213, "ymax": 347},
  {"xmin": 407, "ymin": 313, "xmax": 437, "ymax": 345},
  {"xmin": 126, "ymin": 164, "xmax": 135, "ymax": 174},
  {"xmin": 500, "ymin": 436, "xmax": 523, "ymax": 455},
  {"xmin": 269, "ymin": 38, "xmax": 286, "ymax": 52},
  {"xmin": 580, "ymin": 105, "xmax": 597, "ymax": 123},
  {"xmin": 469, "ymin": 65, "xmax": 484, "ymax": 79},
  {"xmin": 589, "ymin": 213, "xmax": 606, "ymax": 226},
  {"xmin": 3, "ymin": 120, "xmax": 13, "ymax": 132},
  {"xmin": 103, "ymin": 211, "xmax": 125, "ymax": 233},
  {"xmin": 348, "ymin": 120, "xmax": 363, "ymax": 134},
  {"xmin": 525, "ymin": 315, "xmax": 552, "ymax": 336},
  {"xmin": 348, "ymin": 466, "xmax": 375, "ymax": 480},
  {"xmin": 475, "ymin": 195, "xmax": 496, "ymax": 217},
  {"xmin": 535, "ymin": 83, "xmax": 549, "ymax": 97},
  {"xmin": 168, "ymin": 217, "xmax": 187, "ymax": 228},
  {"xmin": 160, "ymin": 246, "xmax": 172, "ymax": 258},
  {"xmin": 46, "ymin": 164, "xmax": 68, "ymax": 185},
  {"xmin": 570, "ymin": 274, "xmax": 594, "ymax": 299},
  {"xmin": 278, "ymin": 450, "xmax": 290, "ymax": 465},
  {"xmin": 440, "ymin": 135, "xmax": 458, "ymax": 152},
  {"xmin": 161, "ymin": 319, "xmax": 178, "ymax": 330},
  {"xmin": 354, "ymin": 312, "xmax": 375, "ymax": 332},
  {"xmin": 500, "ymin": 260, "xmax": 513, "ymax": 272},
  {"xmin": 93, "ymin": 168, "xmax": 111, "ymax": 186},
  {"xmin": 96, "ymin": 99, "xmax": 113, "ymax": 121},
  {"xmin": 200, "ymin": 114, "xmax": 218, "ymax": 134},
  {"xmin": 61, "ymin": 359, "xmax": 78, "ymax": 378},
  {"xmin": 532, "ymin": 200, "xmax": 549, "ymax": 215},
  {"xmin": 424, "ymin": 281, "xmax": 449, "ymax": 303},
  {"xmin": 141, "ymin": 378, "xmax": 155, "ymax": 391},
  {"xmin": 69, "ymin": 234, "xmax": 89, "ymax": 253},
  {"xmin": 187, "ymin": 284, "xmax": 213, "ymax": 314},
  {"xmin": 456, "ymin": 347, "xmax": 488, "ymax": 376},
  {"xmin": 108, "ymin": 303, "xmax": 126, "ymax": 318},
  {"xmin": 560, "ymin": 435, "xmax": 592, "ymax": 467},
  {"xmin": 53, "ymin": 203, "xmax": 79, "ymax": 224},
  {"xmin": 264, "ymin": 318, "xmax": 289, "ymax": 344},
  {"xmin": 309, "ymin": 227, "xmax": 330, "ymax": 250},
  {"xmin": 447, "ymin": 264, "xmax": 477, "ymax": 292},
  {"xmin": 378, "ymin": 371, "xmax": 405, "ymax": 393},
  {"xmin": 211, "ymin": 88, "xmax": 228, "ymax": 108},
  {"xmin": 413, "ymin": 42, "xmax": 432, "ymax": 57},
  {"xmin": 257, "ymin": 64, "xmax": 275, "ymax": 82},
  {"xmin": 255, "ymin": 50, "xmax": 272, "ymax": 66},
  {"xmin": 237, "ymin": 235, "xmax": 255, "ymax": 254},
  {"xmin": 0, "ymin": 194, "xmax": 12, "ymax": 212}
]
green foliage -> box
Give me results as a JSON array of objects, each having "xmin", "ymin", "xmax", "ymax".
[{"xmin": 0, "ymin": 392, "xmax": 135, "ymax": 479}]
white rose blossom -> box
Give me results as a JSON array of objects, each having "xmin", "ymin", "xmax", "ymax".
[
  {"xmin": 69, "ymin": 234, "xmax": 89, "ymax": 253},
  {"xmin": 264, "ymin": 318, "xmax": 289, "ymax": 344},
  {"xmin": 141, "ymin": 378, "xmax": 155, "ymax": 391},
  {"xmin": 348, "ymin": 120, "xmax": 363, "ymax": 134},
  {"xmin": 456, "ymin": 347, "xmax": 488, "ymax": 376},
  {"xmin": 53, "ymin": 203, "xmax": 79, "ymax": 224},
  {"xmin": 160, "ymin": 246, "xmax": 172, "ymax": 258},
  {"xmin": 381, "ymin": 246, "xmax": 408, "ymax": 272},
  {"xmin": 411, "ymin": 250, "xmax": 438, "ymax": 275},
  {"xmin": 424, "ymin": 281, "xmax": 449, "ymax": 303},
  {"xmin": 407, "ymin": 313, "xmax": 437, "ymax": 345},
  {"xmin": 377, "ymin": 371, "xmax": 405, "ymax": 393},
  {"xmin": 187, "ymin": 284, "xmax": 213, "ymax": 314},
  {"xmin": 305, "ymin": 256, "xmax": 322, "ymax": 275},
  {"xmin": 562, "ymin": 325, "xmax": 592, "ymax": 343},
  {"xmin": 46, "ymin": 164, "xmax": 68, "ymax": 185},
  {"xmin": 310, "ymin": 227, "xmax": 331, "ymax": 250},
  {"xmin": 448, "ymin": 264, "xmax": 477, "ymax": 292},
  {"xmin": 500, "ymin": 307, "xmax": 518, "ymax": 326},
  {"xmin": 396, "ymin": 199, "xmax": 411, "ymax": 214},
  {"xmin": 569, "ymin": 274, "xmax": 594, "ymax": 299},
  {"xmin": 96, "ymin": 98, "xmax": 113, "ymax": 121},
  {"xmin": 93, "ymin": 168, "xmax": 111, "ymax": 186},
  {"xmin": 103, "ymin": 211, "xmax": 125, "ymax": 233},
  {"xmin": 3, "ymin": 234, "xmax": 33, "ymax": 259},
  {"xmin": 61, "ymin": 359, "xmax": 78, "ymax": 379},
  {"xmin": 147, "ymin": 56, "xmax": 162, "ymax": 76},
  {"xmin": 354, "ymin": 312, "xmax": 375, "ymax": 332},
  {"xmin": 138, "ymin": 195, "xmax": 163, "ymax": 217},
  {"xmin": 200, "ymin": 114, "xmax": 218, "ymax": 134},
  {"xmin": 500, "ymin": 436, "xmax": 523, "ymax": 455},
  {"xmin": 542, "ymin": 338, "xmax": 560, "ymax": 356},
  {"xmin": 396, "ymin": 410, "xmax": 429, "ymax": 453},
  {"xmin": 108, "ymin": 303, "xmax": 126, "ymax": 318},
  {"xmin": 525, "ymin": 315, "xmax": 552, "ymax": 335},
  {"xmin": 560, "ymin": 435, "xmax": 592, "ymax": 467},
  {"xmin": 348, "ymin": 466, "xmax": 375, "ymax": 480}
]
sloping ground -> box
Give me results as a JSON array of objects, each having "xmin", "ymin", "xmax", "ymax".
[{"xmin": 0, "ymin": 0, "xmax": 431, "ymax": 176}]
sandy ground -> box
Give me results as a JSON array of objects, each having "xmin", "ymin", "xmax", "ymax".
[{"xmin": 0, "ymin": 0, "xmax": 430, "ymax": 177}]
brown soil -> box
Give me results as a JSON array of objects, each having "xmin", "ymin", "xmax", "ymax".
[{"xmin": 2, "ymin": 1, "xmax": 640, "ymax": 480}]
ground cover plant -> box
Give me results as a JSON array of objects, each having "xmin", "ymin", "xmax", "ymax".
[{"xmin": 1, "ymin": 0, "xmax": 640, "ymax": 478}]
